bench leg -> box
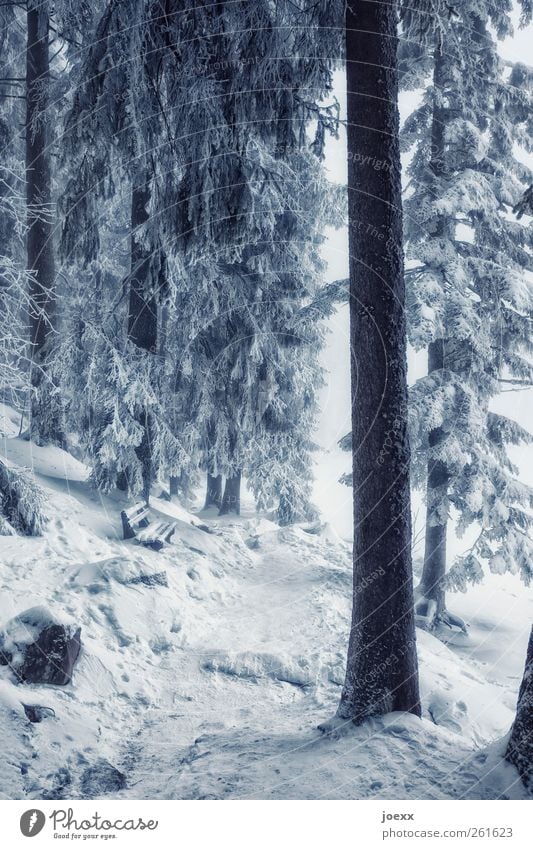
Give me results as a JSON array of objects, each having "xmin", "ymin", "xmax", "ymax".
[
  {"xmin": 140, "ymin": 539, "xmax": 165, "ymax": 552},
  {"xmin": 121, "ymin": 513, "xmax": 136, "ymax": 540}
]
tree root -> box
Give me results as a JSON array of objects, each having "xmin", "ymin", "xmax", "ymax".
[{"xmin": 414, "ymin": 595, "xmax": 468, "ymax": 634}]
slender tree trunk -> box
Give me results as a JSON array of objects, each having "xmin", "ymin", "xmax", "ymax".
[
  {"xmin": 219, "ymin": 472, "xmax": 241, "ymax": 516},
  {"xmin": 204, "ymin": 473, "xmax": 222, "ymax": 509},
  {"xmin": 127, "ymin": 168, "xmax": 157, "ymax": 503},
  {"xmin": 116, "ymin": 470, "xmax": 129, "ymax": 493},
  {"xmin": 417, "ymin": 340, "xmax": 449, "ymax": 621},
  {"xmin": 203, "ymin": 420, "xmax": 222, "ymax": 508},
  {"xmin": 416, "ymin": 42, "xmax": 453, "ymax": 627},
  {"xmin": 335, "ymin": 0, "xmax": 420, "ymax": 724},
  {"xmin": 169, "ymin": 469, "xmax": 196, "ymax": 506},
  {"xmin": 26, "ymin": 0, "xmax": 63, "ymax": 445},
  {"xmin": 278, "ymin": 491, "xmax": 298, "ymax": 526},
  {"xmin": 506, "ymin": 626, "xmax": 533, "ymax": 791}
]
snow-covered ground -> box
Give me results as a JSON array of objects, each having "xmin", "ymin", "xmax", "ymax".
[{"xmin": 0, "ymin": 407, "xmax": 531, "ymax": 800}]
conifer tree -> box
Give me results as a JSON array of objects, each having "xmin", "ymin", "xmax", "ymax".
[
  {"xmin": 59, "ymin": 1, "xmax": 341, "ymax": 510},
  {"xmin": 60, "ymin": 1, "xmax": 183, "ymax": 498},
  {"xmin": 165, "ymin": 1, "xmax": 341, "ymax": 519},
  {"xmin": 401, "ymin": 2, "xmax": 533, "ymax": 628}
]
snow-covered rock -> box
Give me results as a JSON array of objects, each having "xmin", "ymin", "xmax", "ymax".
[
  {"xmin": 202, "ymin": 650, "xmax": 316, "ymax": 687},
  {"xmin": 22, "ymin": 704, "xmax": 56, "ymax": 723},
  {"xmin": 80, "ymin": 760, "xmax": 126, "ymax": 798},
  {"xmin": 0, "ymin": 607, "xmax": 81, "ymax": 685}
]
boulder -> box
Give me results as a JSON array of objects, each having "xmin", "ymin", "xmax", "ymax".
[
  {"xmin": 22, "ymin": 704, "xmax": 56, "ymax": 723},
  {"xmin": 192, "ymin": 522, "xmax": 213, "ymax": 534},
  {"xmin": 126, "ymin": 571, "xmax": 168, "ymax": 588},
  {"xmin": 70, "ymin": 557, "xmax": 167, "ymax": 591},
  {"xmin": 81, "ymin": 760, "xmax": 126, "ymax": 797},
  {"xmin": 0, "ymin": 607, "xmax": 81, "ymax": 685}
]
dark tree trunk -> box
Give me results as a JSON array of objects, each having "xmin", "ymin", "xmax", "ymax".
[
  {"xmin": 417, "ymin": 340, "xmax": 449, "ymax": 622},
  {"xmin": 203, "ymin": 420, "xmax": 222, "ymax": 509},
  {"xmin": 219, "ymin": 472, "xmax": 241, "ymax": 516},
  {"xmin": 336, "ymin": 0, "xmax": 420, "ymax": 724},
  {"xmin": 204, "ymin": 473, "xmax": 222, "ymax": 509},
  {"xmin": 26, "ymin": 0, "xmax": 64, "ymax": 445},
  {"xmin": 116, "ymin": 471, "xmax": 129, "ymax": 493},
  {"xmin": 128, "ymin": 174, "xmax": 157, "ymax": 352},
  {"xmin": 127, "ymin": 170, "xmax": 157, "ymax": 503},
  {"xmin": 169, "ymin": 469, "xmax": 196, "ymax": 506},
  {"xmin": 506, "ymin": 627, "xmax": 533, "ymax": 791}
]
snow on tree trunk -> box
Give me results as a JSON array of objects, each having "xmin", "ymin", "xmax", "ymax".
[
  {"xmin": 26, "ymin": 0, "xmax": 63, "ymax": 446},
  {"xmin": 336, "ymin": 0, "xmax": 420, "ymax": 724},
  {"xmin": 204, "ymin": 474, "xmax": 222, "ymax": 510},
  {"xmin": 506, "ymin": 626, "xmax": 533, "ymax": 792},
  {"xmin": 127, "ymin": 169, "xmax": 157, "ymax": 503},
  {"xmin": 219, "ymin": 472, "xmax": 241, "ymax": 516}
]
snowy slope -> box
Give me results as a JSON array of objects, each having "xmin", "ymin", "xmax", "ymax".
[{"xmin": 0, "ymin": 434, "xmax": 530, "ymax": 800}]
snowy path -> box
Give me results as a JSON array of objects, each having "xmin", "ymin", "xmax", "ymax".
[
  {"xmin": 116, "ymin": 525, "xmax": 525, "ymax": 801},
  {"xmin": 0, "ymin": 433, "xmax": 529, "ymax": 800}
]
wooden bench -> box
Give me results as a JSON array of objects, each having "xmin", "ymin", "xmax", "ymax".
[
  {"xmin": 136, "ymin": 520, "xmax": 176, "ymax": 552},
  {"xmin": 120, "ymin": 502, "xmax": 176, "ymax": 552}
]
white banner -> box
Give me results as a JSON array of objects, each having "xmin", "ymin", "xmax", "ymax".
[{"xmin": 1, "ymin": 800, "xmax": 531, "ymax": 849}]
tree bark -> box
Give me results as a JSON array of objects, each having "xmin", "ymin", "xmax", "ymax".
[
  {"xmin": 219, "ymin": 472, "xmax": 241, "ymax": 516},
  {"xmin": 336, "ymin": 0, "xmax": 420, "ymax": 724},
  {"xmin": 204, "ymin": 473, "xmax": 222, "ymax": 509},
  {"xmin": 506, "ymin": 626, "xmax": 533, "ymax": 791},
  {"xmin": 127, "ymin": 169, "xmax": 158, "ymax": 503},
  {"xmin": 26, "ymin": 0, "xmax": 63, "ymax": 445}
]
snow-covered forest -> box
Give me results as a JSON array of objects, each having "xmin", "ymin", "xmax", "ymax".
[{"xmin": 0, "ymin": 0, "xmax": 532, "ymax": 804}]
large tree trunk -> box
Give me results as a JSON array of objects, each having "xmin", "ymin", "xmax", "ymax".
[
  {"xmin": 127, "ymin": 169, "xmax": 157, "ymax": 503},
  {"xmin": 506, "ymin": 627, "xmax": 533, "ymax": 791},
  {"xmin": 204, "ymin": 473, "xmax": 222, "ymax": 509},
  {"xmin": 335, "ymin": 0, "xmax": 420, "ymax": 724},
  {"xmin": 26, "ymin": 0, "xmax": 63, "ymax": 445},
  {"xmin": 219, "ymin": 472, "xmax": 241, "ymax": 516}
]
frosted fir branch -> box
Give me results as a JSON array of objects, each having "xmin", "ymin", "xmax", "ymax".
[
  {"xmin": 498, "ymin": 378, "xmax": 533, "ymax": 387},
  {"xmin": 0, "ymin": 460, "xmax": 47, "ymax": 536},
  {"xmin": 513, "ymin": 184, "xmax": 533, "ymax": 219}
]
